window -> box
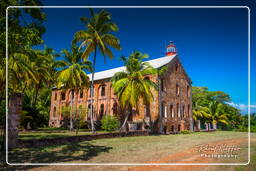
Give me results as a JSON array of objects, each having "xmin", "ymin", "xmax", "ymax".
[
  {"xmin": 61, "ymin": 92, "xmax": 65, "ymax": 100},
  {"xmin": 176, "ymin": 84, "xmax": 180, "ymax": 96},
  {"xmin": 53, "ymin": 107, "xmax": 56, "ymax": 117},
  {"xmin": 171, "ymin": 125, "xmax": 174, "ymax": 132},
  {"xmin": 161, "ymin": 103, "xmax": 165, "ymax": 117},
  {"xmin": 99, "ymin": 104, "xmax": 104, "ymax": 120},
  {"xmin": 164, "ymin": 105, "xmax": 167, "ymax": 118},
  {"xmin": 187, "ymin": 85, "xmax": 190, "ymax": 97},
  {"xmin": 178, "ymin": 125, "xmax": 181, "ymax": 132},
  {"xmin": 54, "ymin": 93, "xmax": 57, "ymax": 101},
  {"xmin": 177, "ymin": 103, "xmax": 180, "ymax": 117},
  {"xmin": 101, "ymin": 85, "xmax": 106, "ymax": 96},
  {"xmin": 160, "ymin": 78, "xmax": 165, "ymax": 91},
  {"xmin": 188, "ymin": 104, "xmax": 190, "ymax": 118},
  {"xmin": 170, "ymin": 104, "xmax": 174, "ymax": 117},
  {"xmin": 182, "ymin": 105, "xmax": 185, "ymax": 118},
  {"xmin": 80, "ymin": 90, "xmax": 83, "ymax": 98},
  {"xmin": 175, "ymin": 64, "xmax": 179, "ymax": 72}
]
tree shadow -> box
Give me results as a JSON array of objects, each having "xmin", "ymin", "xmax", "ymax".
[{"xmin": 7, "ymin": 141, "xmax": 112, "ymax": 166}]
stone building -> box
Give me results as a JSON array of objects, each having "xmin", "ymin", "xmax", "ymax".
[{"xmin": 49, "ymin": 42, "xmax": 193, "ymax": 133}]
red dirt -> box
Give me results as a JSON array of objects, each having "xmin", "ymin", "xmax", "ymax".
[{"xmin": 129, "ymin": 138, "xmax": 247, "ymax": 171}]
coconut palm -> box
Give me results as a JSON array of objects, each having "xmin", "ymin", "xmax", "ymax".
[
  {"xmin": 207, "ymin": 101, "xmax": 229, "ymax": 129},
  {"xmin": 192, "ymin": 101, "xmax": 211, "ymax": 131},
  {"xmin": 30, "ymin": 48, "xmax": 56, "ymax": 106},
  {"xmin": 73, "ymin": 9, "xmax": 121, "ymax": 133},
  {"xmin": 111, "ymin": 51, "xmax": 158, "ymax": 131},
  {"xmin": 56, "ymin": 45, "xmax": 92, "ymax": 129}
]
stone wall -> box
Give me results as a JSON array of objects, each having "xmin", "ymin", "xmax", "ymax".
[{"xmin": 157, "ymin": 57, "xmax": 193, "ymax": 134}]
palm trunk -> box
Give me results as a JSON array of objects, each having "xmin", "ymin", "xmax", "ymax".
[
  {"xmin": 90, "ymin": 47, "xmax": 97, "ymax": 134},
  {"xmin": 158, "ymin": 77, "xmax": 163, "ymax": 134},
  {"xmin": 70, "ymin": 91, "xmax": 73, "ymax": 130},
  {"xmin": 120, "ymin": 108, "xmax": 130, "ymax": 132}
]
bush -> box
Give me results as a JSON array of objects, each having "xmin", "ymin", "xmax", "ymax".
[
  {"xmin": 180, "ymin": 130, "xmax": 190, "ymax": 134},
  {"xmin": 101, "ymin": 116, "xmax": 120, "ymax": 132}
]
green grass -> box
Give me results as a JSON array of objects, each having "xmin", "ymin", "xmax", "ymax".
[
  {"xmin": 18, "ymin": 128, "xmax": 110, "ymax": 140},
  {"xmin": 9, "ymin": 131, "xmax": 251, "ymax": 165}
]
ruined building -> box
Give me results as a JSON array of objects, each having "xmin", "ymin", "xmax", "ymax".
[{"xmin": 49, "ymin": 42, "xmax": 193, "ymax": 133}]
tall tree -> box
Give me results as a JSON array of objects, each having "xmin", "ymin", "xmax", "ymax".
[
  {"xmin": 56, "ymin": 45, "xmax": 92, "ymax": 129},
  {"xmin": 207, "ymin": 101, "xmax": 229, "ymax": 129},
  {"xmin": 73, "ymin": 9, "xmax": 121, "ymax": 133},
  {"xmin": 111, "ymin": 51, "xmax": 158, "ymax": 132}
]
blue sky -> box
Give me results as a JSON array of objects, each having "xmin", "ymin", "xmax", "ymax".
[{"xmin": 36, "ymin": 0, "xmax": 255, "ymax": 114}]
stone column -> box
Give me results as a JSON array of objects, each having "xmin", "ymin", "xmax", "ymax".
[{"xmin": 8, "ymin": 93, "xmax": 23, "ymax": 148}]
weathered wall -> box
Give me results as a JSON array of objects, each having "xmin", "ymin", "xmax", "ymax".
[{"xmin": 158, "ymin": 57, "xmax": 193, "ymax": 133}]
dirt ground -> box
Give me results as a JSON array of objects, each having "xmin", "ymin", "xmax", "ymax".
[
  {"xmin": 11, "ymin": 137, "xmax": 249, "ymax": 171},
  {"xmin": 129, "ymin": 138, "xmax": 248, "ymax": 171}
]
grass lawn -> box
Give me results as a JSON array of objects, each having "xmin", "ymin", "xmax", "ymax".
[
  {"xmin": 18, "ymin": 128, "xmax": 110, "ymax": 140},
  {"xmin": 9, "ymin": 131, "xmax": 251, "ymax": 165}
]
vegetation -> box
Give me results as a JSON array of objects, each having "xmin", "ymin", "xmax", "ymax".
[
  {"xmin": 101, "ymin": 116, "xmax": 120, "ymax": 132},
  {"xmin": 55, "ymin": 45, "xmax": 92, "ymax": 130},
  {"xmin": 192, "ymin": 86, "xmax": 253, "ymax": 132},
  {"xmin": 111, "ymin": 51, "xmax": 158, "ymax": 131},
  {"xmin": 73, "ymin": 9, "xmax": 121, "ymax": 133}
]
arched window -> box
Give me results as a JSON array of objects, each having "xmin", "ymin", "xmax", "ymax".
[
  {"xmin": 177, "ymin": 103, "xmax": 180, "ymax": 117},
  {"xmin": 170, "ymin": 104, "xmax": 174, "ymax": 117},
  {"xmin": 188, "ymin": 104, "xmax": 190, "ymax": 118},
  {"xmin": 80, "ymin": 90, "xmax": 83, "ymax": 98},
  {"xmin": 101, "ymin": 85, "xmax": 106, "ymax": 96},
  {"xmin": 61, "ymin": 92, "xmax": 65, "ymax": 100},
  {"xmin": 175, "ymin": 63, "xmax": 179, "ymax": 72},
  {"xmin": 178, "ymin": 125, "xmax": 181, "ymax": 132},
  {"xmin": 99, "ymin": 104, "xmax": 104, "ymax": 119},
  {"xmin": 160, "ymin": 78, "xmax": 165, "ymax": 91},
  {"xmin": 53, "ymin": 107, "xmax": 56, "ymax": 117},
  {"xmin": 171, "ymin": 125, "xmax": 174, "ymax": 132},
  {"xmin": 54, "ymin": 93, "xmax": 57, "ymax": 101},
  {"xmin": 176, "ymin": 83, "xmax": 180, "ymax": 96},
  {"xmin": 161, "ymin": 103, "xmax": 167, "ymax": 118},
  {"xmin": 182, "ymin": 105, "xmax": 185, "ymax": 118},
  {"xmin": 187, "ymin": 85, "xmax": 190, "ymax": 97}
]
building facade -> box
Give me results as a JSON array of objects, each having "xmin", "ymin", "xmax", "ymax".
[{"xmin": 49, "ymin": 43, "xmax": 193, "ymax": 133}]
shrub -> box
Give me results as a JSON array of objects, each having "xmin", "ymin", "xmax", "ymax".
[
  {"xmin": 180, "ymin": 130, "xmax": 190, "ymax": 134},
  {"xmin": 101, "ymin": 116, "xmax": 120, "ymax": 132}
]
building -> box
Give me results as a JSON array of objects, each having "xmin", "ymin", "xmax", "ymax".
[{"xmin": 49, "ymin": 42, "xmax": 193, "ymax": 133}]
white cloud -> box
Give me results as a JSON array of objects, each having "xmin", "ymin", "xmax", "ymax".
[{"xmin": 226, "ymin": 102, "xmax": 256, "ymax": 114}]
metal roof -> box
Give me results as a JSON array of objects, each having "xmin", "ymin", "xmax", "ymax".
[{"xmin": 88, "ymin": 54, "xmax": 176, "ymax": 81}]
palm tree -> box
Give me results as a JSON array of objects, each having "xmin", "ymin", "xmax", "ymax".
[
  {"xmin": 192, "ymin": 101, "xmax": 211, "ymax": 131},
  {"xmin": 207, "ymin": 101, "xmax": 229, "ymax": 130},
  {"xmin": 56, "ymin": 45, "xmax": 92, "ymax": 130},
  {"xmin": 73, "ymin": 9, "xmax": 121, "ymax": 133},
  {"xmin": 30, "ymin": 48, "xmax": 56, "ymax": 107},
  {"xmin": 111, "ymin": 51, "xmax": 158, "ymax": 132}
]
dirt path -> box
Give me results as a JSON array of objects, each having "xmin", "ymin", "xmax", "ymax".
[{"xmin": 129, "ymin": 138, "xmax": 247, "ymax": 171}]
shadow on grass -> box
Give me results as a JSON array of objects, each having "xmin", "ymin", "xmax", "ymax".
[
  {"xmin": 7, "ymin": 141, "xmax": 112, "ymax": 165},
  {"xmin": 18, "ymin": 134, "xmax": 70, "ymax": 140}
]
